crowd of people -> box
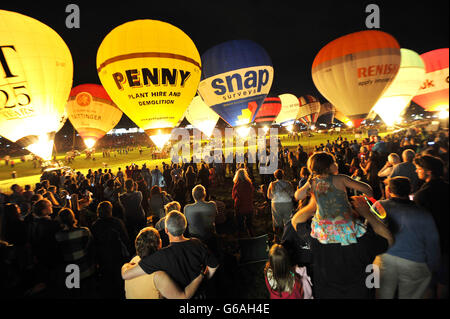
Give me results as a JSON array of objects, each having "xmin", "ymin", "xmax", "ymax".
[{"xmin": 0, "ymin": 124, "xmax": 448, "ymax": 300}]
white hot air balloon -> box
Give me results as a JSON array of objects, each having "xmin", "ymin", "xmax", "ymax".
[
  {"xmin": 371, "ymin": 48, "xmax": 426, "ymax": 126},
  {"xmin": 185, "ymin": 95, "xmax": 220, "ymax": 137}
]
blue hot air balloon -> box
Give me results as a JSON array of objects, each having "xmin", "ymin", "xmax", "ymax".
[{"xmin": 197, "ymin": 40, "xmax": 274, "ymax": 127}]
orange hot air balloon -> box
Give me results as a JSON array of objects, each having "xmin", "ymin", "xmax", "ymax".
[
  {"xmin": 412, "ymin": 48, "xmax": 449, "ymax": 112},
  {"xmin": 66, "ymin": 84, "xmax": 123, "ymax": 149},
  {"xmin": 248, "ymin": 97, "xmax": 282, "ymax": 126},
  {"xmin": 312, "ymin": 30, "xmax": 401, "ymax": 128}
]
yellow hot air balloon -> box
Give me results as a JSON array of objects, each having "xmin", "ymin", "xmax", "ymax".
[
  {"xmin": 0, "ymin": 10, "xmax": 73, "ymax": 160},
  {"xmin": 185, "ymin": 95, "xmax": 220, "ymax": 137},
  {"xmin": 66, "ymin": 84, "xmax": 123, "ymax": 149},
  {"xmin": 312, "ymin": 30, "xmax": 401, "ymax": 128},
  {"xmin": 371, "ymin": 49, "xmax": 425, "ymax": 126},
  {"xmin": 275, "ymin": 93, "xmax": 300, "ymax": 126},
  {"xmin": 97, "ymin": 20, "xmax": 201, "ymax": 149}
]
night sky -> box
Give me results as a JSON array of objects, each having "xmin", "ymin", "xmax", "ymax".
[{"xmin": 1, "ymin": 0, "xmax": 449, "ymax": 129}]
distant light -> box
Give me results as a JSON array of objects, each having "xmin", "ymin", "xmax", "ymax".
[{"xmin": 438, "ymin": 110, "xmax": 449, "ymax": 119}]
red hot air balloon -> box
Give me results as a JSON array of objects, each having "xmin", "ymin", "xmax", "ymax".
[
  {"xmin": 412, "ymin": 48, "xmax": 449, "ymax": 112},
  {"xmin": 248, "ymin": 97, "xmax": 282, "ymax": 126}
]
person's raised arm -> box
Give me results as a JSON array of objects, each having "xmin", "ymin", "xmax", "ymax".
[
  {"xmin": 342, "ymin": 175, "xmax": 373, "ymax": 197},
  {"xmin": 291, "ymin": 194, "xmax": 317, "ymax": 231},
  {"xmin": 153, "ymin": 270, "xmax": 204, "ymax": 299},
  {"xmin": 294, "ymin": 177, "xmax": 312, "ymax": 201}
]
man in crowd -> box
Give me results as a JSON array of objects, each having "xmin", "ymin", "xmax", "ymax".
[{"xmin": 389, "ymin": 149, "xmax": 420, "ymax": 192}]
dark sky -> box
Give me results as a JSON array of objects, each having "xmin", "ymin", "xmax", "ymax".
[{"xmin": 2, "ymin": 0, "xmax": 449, "ymax": 128}]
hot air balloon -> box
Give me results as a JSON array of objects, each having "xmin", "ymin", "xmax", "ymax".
[
  {"xmin": 197, "ymin": 40, "xmax": 274, "ymax": 129},
  {"xmin": 184, "ymin": 95, "xmax": 220, "ymax": 137},
  {"xmin": 298, "ymin": 95, "xmax": 321, "ymax": 128},
  {"xmin": 97, "ymin": 20, "xmax": 201, "ymax": 149},
  {"xmin": 312, "ymin": 30, "xmax": 401, "ymax": 128},
  {"xmin": 412, "ymin": 48, "xmax": 449, "ymax": 113},
  {"xmin": 66, "ymin": 84, "xmax": 123, "ymax": 149},
  {"xmin": 317, "ymin": 102, "xmax": 336, "ymax": 125},
  {"xmin": 249, "ymin": 96, "xmax": 281, "ymax": 126},
  {"xmin": 275, "ymin": 93, "xmax": 300, "ymax": 129},
  {"xmin": 0, "ymin": 10, "xmax": 73, "ymax": 160},
  {"xmin": 371, "ymin": 48, "xmax": 425, "ymax": 126},
  {"xmin": 335, "ymin": 110, "xmax": 354, "ymax": 127}
]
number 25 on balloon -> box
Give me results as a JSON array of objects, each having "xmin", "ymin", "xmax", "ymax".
[{"xmin": 0, "ymin": 85, "xmax": 31, "ymax": 109}]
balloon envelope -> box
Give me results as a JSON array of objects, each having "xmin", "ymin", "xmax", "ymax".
[
  {"xmin": 412, "ymin": 48, "xmax": 449, "ymax": 112},
  {"xmin": 97, "ymin": 20, "xmax": 201, "ymax": 148},
  {"xmin": 317, "ymin": 102, "xmax": 336, "ymax": 124},
  {"xmin": 249, "ymin": 96, "xmax": 281, "ymax": 126},
  {"xmin": 275, "ymin": 93, "xmax": 300, "ymax": 125},
  {"xmin": 184, "ymin": 95, "xmax": 220, "ymax": 137},
  {"xmin": 372, "ymin": 48, "xmax": 425, "ymax": 126},
  {"xmin": 298, "ymin": 95, "xmax": 321, "ymax": 126},
  {"xmin": 312, "ymin": 30, "xmax": 401, "ymax": 128},
  {"xmin": 0, "ymin": 10, "xmax": 73, "ymax": 160},
  {"xmin": 66, "ymin": 84, "xmax": 123, "ymax": 148},
  {"xmin": 198, "ymin": 40, "xmax": 273, "ymax": 127}
]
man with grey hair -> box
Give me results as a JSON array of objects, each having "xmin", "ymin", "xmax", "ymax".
[
  {"xmin": 121, "ymin": 211, "xmax": 219, "ymax": 297},
  {"xmin": 184, "ymin": 185, "xmax": 217, "ymax": 242},
  {"xmin": 389, "ymin": 149, "xmax": 420, "ymax": 192}
]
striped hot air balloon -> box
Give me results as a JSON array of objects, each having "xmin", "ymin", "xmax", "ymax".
[
  {"xmin": 248, "ymin": 96, "xmax": 281, "ymax": 126},
  {"xmin": 298, "ymin": 95, "xmax": 321, "ymax": 126},
  {"xmin": 317, "ymin": 102, "xmax": 336, "ymax": 124}
]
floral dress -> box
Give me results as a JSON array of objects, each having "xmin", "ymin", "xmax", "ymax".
[{"xmin": 310, "ymin": 175, "xmax": 366, "ymax": 246}]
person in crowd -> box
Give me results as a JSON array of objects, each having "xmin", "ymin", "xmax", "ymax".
[
  {"xmin": 124, "ymin": 227, "xmax": 205, "ymax": 299},
  {"xmin": 184, "ymin": 185, "xmax": 218, "ymax": 252},
  {"xmin": 267, "ymin": 169, "xmax": 295, "ymax": 241},
  {"xmin": 55, "ymin": 208, "xmax": 96, "ymax": 295},
  {"xmin": 184, "ymin": 165, "xmax": 197, "ymax": 203},
  {"xmin": 121, "ymin": 211, "xmax": 219, "ymax": 299},
  {"xmin": 291, "ymin": 193, "xmax": 394, "ymax": 298},
  {"xmin": 91, "ymin": 201, "xmax": 131, "ymax": 298},
  {"xmin": 295, "ymin": 152, "xmax": 373, "ymax": 246},
  {"xmin": 198, "ymin": 163, "xmax": 211, "ymax": 198},
  {"xmin": 264, "ymin": 243, "xmax": 311, "ymax": 299},
  {"xmin": 298, "ymin": 166, "xmax": 311, "ymax": 189},
  {"xmin": 413, "ymin": 154, "xmax": 449, "ymax": 299},
  {"xmin": 359, "ymin": 150, "xmax": 383, "ymax": 199},
  {"xmin": 120, "ymin": 179, "xmax": 146, "ymax": 243},
  {"xmin": 376, "ymin": 177, "xmax": 440, "ymax": 299},
  {"xmin": 232, "ymin": 168, "xmax": 255, "ymax": 237},
  {"xmin": 149, "ymin": 185, "xmax": 166, "ymax": 225},
  {"xmin": 389, "ymin": 149, "xmax": 420, "ymax": 193}
]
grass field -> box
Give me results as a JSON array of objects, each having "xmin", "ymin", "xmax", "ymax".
[{"xmin": 0, "ymin": 130, "xmax": 384, "ymax": 192}]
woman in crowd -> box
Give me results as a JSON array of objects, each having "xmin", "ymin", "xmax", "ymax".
[{"xmin": 232, "ymin": 168, "xmax": 255, "ymax": 237}]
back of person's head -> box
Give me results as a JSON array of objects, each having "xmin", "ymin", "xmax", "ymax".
[
  {"xmin": 273, "ymin": 169, "xmax": 284, "ymax": 180},
  {"xmin": 388, "ymin": 153, "xmax": 401, "ymax": 165},
  {"xmin": 192, "ymin": 185, "xmax": 206, "ymax": 201},
  {"xmin": 413, "ymin": 154, "xmax": 445, "ymax": 178},
  {"xmin": 135, "ymin": 227, "xmax": 161, "ymax": 258},
  {"xmin": 3, "ymin": 203, "xmax": 20, "ymax": 221},
  {"xmin": 233, "ymin": 168, "xmax": 251, "ymax": 184},
  {"xmin": 165, "ymin": 210, "xmax": 187, "ymax": 236},
  {"xmin": 265, "ymin": 244, "xmax": 293, "ymax": 294},
  {"xmin": 124, "ymin": 179, "xmax": 134, "ymax": 191},
  {"xmin": 58, "ymin": 208, "xmax": 77, "ymax": 228},
  {"xmin": 307, "ymin": 152, "xmax": 336, "ymax": 175},
  {"xmin": 24, "ymin": 185, "xmax": 31, "ymax": 191},
  {"xmin": 33, "ymin": 198, "xmax": 52, "ymax": 217},
  {"xmin": 402, "ymin": 149, "xmax": 415, "ymax": 163},
  {"xmin": 97, "ymin": 201, "xmax": 113, "ymax": 218},
  {"xmin": 300, "ymin": 166, "xmax": 310, "ymax": 178},
  {"xmin": 387, "ymin": 176, "xmax": 411, "ymax": 198},
  {"xmin": 164, "ymin": 201, "xmax": 181, "ymax": 214}
]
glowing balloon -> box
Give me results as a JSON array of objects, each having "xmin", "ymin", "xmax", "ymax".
[
  {"xmin": 298, "ymin": 95, "xmax": 321, "ymax": 126},
  {"xmin": 335, "ymin": 110, "xmax": 354, "ymax": 127},
  {"xmin": 0, "ymin": 10, "xmax": 73, "ymax": 160},
  {"xmin": 184, "ymin": 95, "xmax": 220, "ymax": 137},
  {"xmin": 198, "ymin": 40, "xmax": 273, "ymax": 127},
  {"xmin": 371, "ymin": 49, "xmax": 425, "ymax": 126},
  {"xmin": 97, "ymin": 20, "xmax": 201, "ymax": 148},
  {"xmin": 317, "ymin": 102, "xmax": 336, "ymax": 124},
  {"xmin": 312, "ymin": 30, "xmax": 401, "ymax": 128},
  {"xmin": 66, "ymin": 84, "xmax": 123, "ymax": 149},
  {"xmin": 248, "ymin": 97, "xmax": 281, "ymax": 126},
  {"xmin": 412, "ymin": 48, "xmax": 449, "ymax": 112},
  {"xmin": 275, "ymin": 93, "xmax": 300, "ymax": 126}
]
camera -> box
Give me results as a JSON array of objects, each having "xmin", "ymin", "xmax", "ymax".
[{"xmin": 427, "ymin": 141, "xmax": 435, "ymax": 146}]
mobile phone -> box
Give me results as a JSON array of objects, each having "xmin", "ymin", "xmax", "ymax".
[
  {"xmin": 409, "ymin": 194, "xmax": 414, "ymax": 201},
  {"xmin": 427, "ymin": 142, "xmax": 435, "ymax": 146},
  {"xmin": 66, "ymin": 195, "xmax": 71, "ymax": 200}
]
